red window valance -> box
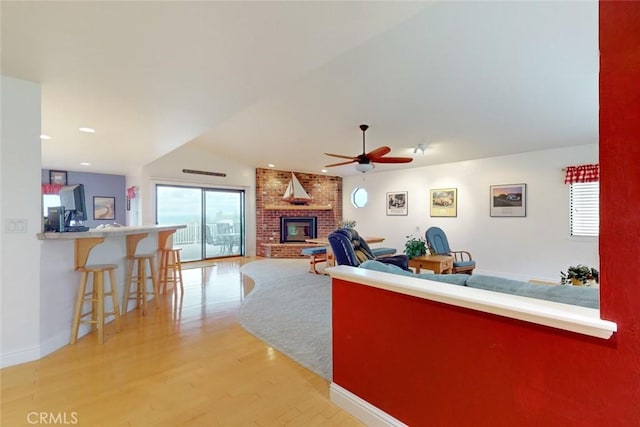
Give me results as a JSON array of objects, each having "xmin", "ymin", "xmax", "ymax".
[
  {"xmin": 564, "ymin": 164, "xmax": 599, "ymax": 184},
  {"xmin": 42, "ymin": 184, "xmax": 64, "ymax": 195}
]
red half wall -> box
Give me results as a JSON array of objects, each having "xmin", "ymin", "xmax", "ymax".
[{"xmin": 332, "ymin": 2, "xmax": 640, "ymax": 426}]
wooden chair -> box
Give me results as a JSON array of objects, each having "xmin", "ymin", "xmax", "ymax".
[{"xmin": 425, "ymin": 226, "xmax": 475, "ymax": 274}]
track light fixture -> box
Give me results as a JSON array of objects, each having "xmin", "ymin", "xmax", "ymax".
[{"xmin": 414, "ymin": 143, "xmax": 427, "ymax": 155}]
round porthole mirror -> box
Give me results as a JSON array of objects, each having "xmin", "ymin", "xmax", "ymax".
[{"xmin": 351, "ymin": 187, "xmax": 368, "ymax": 208}]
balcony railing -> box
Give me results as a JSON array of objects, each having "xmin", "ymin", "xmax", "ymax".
[
  {"xmin": 172, "ymin": 222, "xmax": 239, "ymax": 245},
  {"xmin": 174, "ymin": 222, "xmax": 202, "ymax": 245}
]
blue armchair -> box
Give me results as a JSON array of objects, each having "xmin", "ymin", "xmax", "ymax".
[
  {"xmin": 328, "ymin": 228, "xmax": 410, "ymax": 271},
  {"xmin": 425, "ymin": 226, "xmax": 475, "ymax": 274}
]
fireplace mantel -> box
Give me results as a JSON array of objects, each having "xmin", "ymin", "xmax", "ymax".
[{"xmin": 264, "ymin": 204, "xmax": 333, "ymax": 210}]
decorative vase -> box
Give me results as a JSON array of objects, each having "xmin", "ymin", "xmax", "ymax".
[{"xmin": 572, "ymin": 278, "xmax": 583, "ymax": 286}]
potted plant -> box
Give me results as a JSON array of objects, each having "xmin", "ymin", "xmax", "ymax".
[
  {"xmin": 337, "ymin": 219, "xmax": 356, "ymax": 229},
  {"xmin": 404, "ymin": 235, "xmax": 427, "ymax": 259},
  {"xmin": 560, "ymin": 265, "xmax": 599, "ymax": 286}
]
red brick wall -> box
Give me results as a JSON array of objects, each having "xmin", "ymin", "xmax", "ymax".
[{"xmin": 256, "ymin": 168, "xmax": 342, "ymax": 257}]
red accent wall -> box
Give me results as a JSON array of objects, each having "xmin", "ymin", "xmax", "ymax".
[{"xmin": 332, "ymin": 3, "xmax": 640, "ymax": 425}]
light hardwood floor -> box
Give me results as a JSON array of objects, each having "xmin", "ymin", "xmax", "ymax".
[{"xmin": 1, "ymin": 257, "xmax": 362, "ymax": 426}]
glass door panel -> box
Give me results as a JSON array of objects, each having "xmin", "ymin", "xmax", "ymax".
[
  {"xmin": 204, "ymin": 190, "xmax": 243, "ymax": 258},
  {"xmin": 156, "ymin": 186, "xmax": 202, "ymax": 262},
  {"xmin": 156, "ymin": 184, "xmax": 244, "ymax": 262}
]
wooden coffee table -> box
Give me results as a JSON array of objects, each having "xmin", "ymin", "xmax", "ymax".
[{"xmin": 408, "ymin": 255, "xmax": 454, "ymax": 274}]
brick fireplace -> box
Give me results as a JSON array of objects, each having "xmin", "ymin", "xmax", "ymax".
[{"xmin": 256, "ymin": 168, "xmax": 342, "ymax": 258}]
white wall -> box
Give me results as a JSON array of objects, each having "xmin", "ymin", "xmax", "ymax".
[
  {"xmin": 1, "ymin": 76, "xmax": 43, "ymax": 367},
  {"xmin": 142, "ymin": 143, "xmax": 257, "ymax": 256},
  {"xmin": 342, "ymin": 145, "xmax": 598, "ymax": 282}
]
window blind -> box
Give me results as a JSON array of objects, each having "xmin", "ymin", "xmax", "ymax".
[{"xmin": 570, "ymin": 182, "xmax": 599, "ymax": 237}]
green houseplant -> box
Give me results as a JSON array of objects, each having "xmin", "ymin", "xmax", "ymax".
[
  {"xmin": 404, "ymin": 235, "xmax": 427, "ymax": 259},
  {"xmin": 337, "ymin": 219, "xmax": 356, "ymax": 229},
  {"xmin": 560, "ymin": 265, "xmax": 599, "ymax": 286}
]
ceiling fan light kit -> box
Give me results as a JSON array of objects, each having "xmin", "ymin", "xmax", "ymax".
[
  {"xmin": 324, "ymin": 124, "xmax": 413, "ymax": 173},
  {"xmin": 355, "ymin": 163, "xmax": 374, "ymax": 173}
]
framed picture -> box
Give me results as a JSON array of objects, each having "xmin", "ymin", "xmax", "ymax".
[
  {"xmin": 490, "ymin": 183, "xmax": 527, "ymax": 217},
  {"xmin": 93, "ymin": 196, "xmax": 115, "ymax": 220},
  {"xmin": 386, "ymin": 191, "xmax": 408, "ymax": 216},
  {"xmin": 430, "ymin": 188, "xmax": 457, "ymax": 217},
  {"xmin": 49, "ymin": 170, "xmax": 67, "ymax": 185}
]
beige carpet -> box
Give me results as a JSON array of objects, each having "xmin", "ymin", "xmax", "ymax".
[{"xmin": 238, "ymin": 259, "xmax": 332, "ymax": 380}]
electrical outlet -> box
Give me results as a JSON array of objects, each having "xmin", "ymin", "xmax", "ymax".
[{"xmin": 5, "ymin": 219, "xmax": 27, "ymax": 233}]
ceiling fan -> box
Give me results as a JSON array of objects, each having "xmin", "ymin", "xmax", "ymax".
[{"xmin": 324, "ymin": 124, "xmax": 413, "ymax": 173}]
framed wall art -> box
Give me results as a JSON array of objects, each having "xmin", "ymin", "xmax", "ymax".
[
  {"xmin": 490, "ymin": 183, "xmax": 526, "ymax": 217},
  {"xmin": 386, "ymin": 191, "xmax": 408, "ymax": 216},
  {"xmin": 49, "ymin": 170, "xmax": 67, "ymax": 185},
  {"xmin": 430, "ymin": 188, "xmax": 457, "ymax": 217},
  {"xmin": 93, "ymin": 196, "xmax": 115, "ymax": 220}
]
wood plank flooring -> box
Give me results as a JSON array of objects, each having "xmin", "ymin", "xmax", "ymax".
[{"xmin": 1, "ymin": 257, "xmax": 362, "ymax": 426}]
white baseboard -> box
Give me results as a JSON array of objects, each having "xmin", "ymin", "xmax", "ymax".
[
  {"xmin": 329, "ymin": 383, "xmax": 407, "ymax": 427},
  {"xmin": 1, "ymin": 325, "xmax": 94, "ymax": 369},
  {"xmin": 39, "ymin": 330, "xmax": 72, "ymax": 360},
  {"xmin": 0, "ymin": 344, "xmax": 41, "ymax": 369}
]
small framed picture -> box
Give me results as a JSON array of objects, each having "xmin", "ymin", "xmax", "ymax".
[
  {"xmin": 430, "ymin": 188, "xmax": 457, "ymax": 217},
  {"xmin": 490, "ymin": 183, "xmax": 526, "ymax": 217},
  {"xmin": 386, "ymin": 191, "xmax": 408, "ymax": 216},
  {"xmin": 49, "ymin": 170, "xmax": 67, "ymax": 185},
  {"xmin": 93, "ymin": 196, "xmax": 115, "ymax": 220}
]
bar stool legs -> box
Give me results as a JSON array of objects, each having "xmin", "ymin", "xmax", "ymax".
[
  {"xmin": 159, "ymin": 248, "xmax": 184, "ymax": 298},
  {"xmin": 123, "ymin": 254, "xmax": 160, "ymax": 315},
  {"xmin": 70, "ymin": 264, "xmax": 121, "ymax": 344}
]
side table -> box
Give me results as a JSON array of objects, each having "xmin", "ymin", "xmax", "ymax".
[{"xmin": 408, "ymin": 255, "xmax": 454, "ymax": 274}]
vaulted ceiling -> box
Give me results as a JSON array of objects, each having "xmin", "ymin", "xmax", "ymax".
[{"xmin": 1, "ymin": 1, "xmax": 597, "ymax": 177}]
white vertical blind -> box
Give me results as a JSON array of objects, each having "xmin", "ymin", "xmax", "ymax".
[{"xmin": 570, "ymin": 182, "xmax": 599, "ymax": 237}]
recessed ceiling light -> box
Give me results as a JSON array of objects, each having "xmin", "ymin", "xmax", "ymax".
[
  {"xmin": 80, "ymin": 162, "xmax": 91, "ymax": 166},
  {"xmin": 79, "ymin": 127, "xmax": 95, "ymax": 133},
  {"xmin": 321, "ymin": 169, "xmax": 328, "ymax": 173},
  {"xmin": 40, "ymin": 134, "xmax": 52, "ymax": 140},
  {"xmin": 268, "ymin": 164, "xmax": 275, "ymax": 168}
]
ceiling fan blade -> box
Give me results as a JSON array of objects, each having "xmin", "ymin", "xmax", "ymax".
[
  {"xmin": 365, "ymin": 146, "xmax": 391, "ymax": 160},
  {"xmin": 325, "ymin": 159, "xmax": 357, "ymax": 167},
  {"xmin": 371, "ymin": 156, "xmax": 414, "ymax": 164},
  {"xmin": 325, "ymin": 152, "xmax": 358, "ymax": 160}
]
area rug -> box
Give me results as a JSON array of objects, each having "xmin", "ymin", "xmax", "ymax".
[{"xmin": 238, "ymin": 259, "xmax": 332, "ymax": 380}]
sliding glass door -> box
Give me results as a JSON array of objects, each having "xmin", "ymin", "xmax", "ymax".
[
  {"xmin": 156, "ymin": 184, "xmax": 244, "ymax": 262},
  {"xmin": 203, "ymin": 189, "xmax": 243, "ymax": 259}
]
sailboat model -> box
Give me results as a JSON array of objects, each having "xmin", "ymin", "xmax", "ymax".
[{"xmin": 283, "ymin": 173, "xmax": 312, "ymax": 205}]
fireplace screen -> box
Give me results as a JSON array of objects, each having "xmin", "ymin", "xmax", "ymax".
[{"xmin": 280, "ymin": 217, "xmax": 317, "ymax": 243}]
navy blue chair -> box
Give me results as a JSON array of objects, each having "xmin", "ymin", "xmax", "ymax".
[
  {"xmin": 328, "ymin": 228, "xmax": 410, "ymax": 271},
  {"xmin": 425, "ymin": 226, "xmax": 475, "ymax": 274}
]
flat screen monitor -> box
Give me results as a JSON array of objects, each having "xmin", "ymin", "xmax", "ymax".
[
  {"xmin": 47, "ymin": 206, "xmax": 64, "ymax": 232},
  {"xmin": 59, "ymin": 184, "xmax": 87, "ymax": 227}
]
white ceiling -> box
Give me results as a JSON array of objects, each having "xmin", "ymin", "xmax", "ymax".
[{"xmin": 1, "ymin": 1, "xmax": 598, "ymax": 177}]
